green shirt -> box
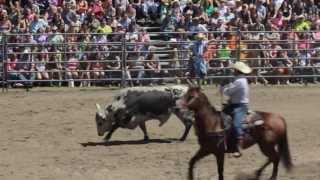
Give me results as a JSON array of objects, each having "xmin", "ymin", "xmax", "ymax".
[
  {"xmin": 205, "ymin": 5, "xmax": 215, "ymax": 16},
  {"xmin": 217, "ymin": 47, "xmax": 231, "ymax": 61}
]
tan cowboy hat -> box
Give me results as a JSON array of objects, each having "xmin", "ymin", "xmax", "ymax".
[
  {"xmin": 195, "ymin": 33, "xmax": 206, "ymax": 40},
  {"xmin": 161, "ymin": 0, "xmax": 169, "ymax": 5},
  {"xmin": 232, "ymin": 61, "xmax": 252, "ymax": 74},
  {"xmin": 176, "ymin": 28, "xmax": 185, "ymax": 32}
]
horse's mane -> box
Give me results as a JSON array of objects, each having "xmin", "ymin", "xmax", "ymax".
[{"xmin": 199, "ymin": 91, "xmax": 218, "ymax": 113}]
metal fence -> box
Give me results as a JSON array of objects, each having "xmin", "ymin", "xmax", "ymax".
[{"xmin": 1, "ymin": 30, "xmax": 320, "ymax": 91}]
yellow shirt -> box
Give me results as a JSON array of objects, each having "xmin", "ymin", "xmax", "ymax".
[{"xmin": 97, "ymin": 25, "xmax": 112, "ymax": 33}]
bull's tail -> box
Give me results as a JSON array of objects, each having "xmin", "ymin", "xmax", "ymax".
[{"xmin": 278, "ymin": 129, "xmax": 293, "ymax": 171}]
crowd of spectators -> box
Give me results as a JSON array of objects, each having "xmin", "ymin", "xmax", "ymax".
[{"xmin": 0, "ymin": 0, "xmax": 319, "ymax": 87}]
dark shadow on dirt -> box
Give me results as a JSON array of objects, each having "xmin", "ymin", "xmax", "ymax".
[{"xmin": 81, "ymin": 138, "xmax": 175, "ymax": 147}]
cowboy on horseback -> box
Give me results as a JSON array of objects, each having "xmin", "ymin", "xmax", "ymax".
[{"xmin": 220, "ymin": 61, "xmax": 252, "ymax": 158}]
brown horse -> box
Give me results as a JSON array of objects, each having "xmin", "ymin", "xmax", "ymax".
[{"xmin": 176, "ymin": 86, "xmax": 293, "ymax": 180}]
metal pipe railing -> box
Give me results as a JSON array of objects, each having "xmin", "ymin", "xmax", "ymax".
[{"xmin": 1, "ymin": 30, "xmax": 320, "ymax": 90}]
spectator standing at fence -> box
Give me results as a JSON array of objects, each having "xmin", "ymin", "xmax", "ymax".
[{"xmin": 191, "ymin": 33, "xmax": 208, "ymax": 85}]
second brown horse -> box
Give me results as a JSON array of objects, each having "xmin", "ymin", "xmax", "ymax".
[{"xmin": 176, "ymin": 86, "xmax": 293, "ymax": 180}]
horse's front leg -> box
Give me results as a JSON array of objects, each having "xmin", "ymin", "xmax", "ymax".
[
  {"xmin": 103, "ymin": 123, "xmax": 119, "ymax": 141},
  {"xmin": 214, "ymin": 152, "xmax": 225, "ymax": 180},
  {"xmin": 139, "ymin": 122, "xmax": 149, "ymax": 141},
  {"xmin": 188, "ymin": 148, "xmax": 209, "ymax": 180}
]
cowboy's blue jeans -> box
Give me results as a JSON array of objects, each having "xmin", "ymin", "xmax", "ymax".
[{"xmin": 233, "ymin": 104, "xmax": 248, "ymax": 139}]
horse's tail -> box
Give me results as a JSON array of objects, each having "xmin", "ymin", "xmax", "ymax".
[{"xmin": 278, "ymin": 122, "xmax": 293, "ymax": 171}]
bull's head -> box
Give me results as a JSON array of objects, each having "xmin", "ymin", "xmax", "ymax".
[
  {"xmin": 176, "ymin": 81, "xmax": 206, "ymax": 110},
  {"xmin": 165, "ymin": 85, "xmax": 188, "ymax": 99},
  {"xmin": 95, "ymin": 103, "xmax": 113, "ymax": 136}
]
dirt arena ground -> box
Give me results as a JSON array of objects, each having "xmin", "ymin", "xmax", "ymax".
[{"xmin": 0, "ymin": 85, "xmax": 320, "ymax": 180}]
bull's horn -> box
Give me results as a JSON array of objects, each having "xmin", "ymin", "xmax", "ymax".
[
  {"xmin": 95, "ymin": 103, "xmax": 102, "ymax": 111},
  {"xmin": 95, "ymin": 103, "xmax": 105, "ymax": 118}
]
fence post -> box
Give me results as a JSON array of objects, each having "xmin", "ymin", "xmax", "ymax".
[
  {"xmin": 2, "ymin": 33, "xmax": 7, "ymax": 92},
  {"xmin": 63, "ymin": 32, "xmax": 68, "ymax": 87},
  {"xmin": 236, "ymin": 28, "xmax": 241, "ymax": 62},
  {"xmin": 120, "ymin": 32, "xmax": 127, "ymax": 88}
]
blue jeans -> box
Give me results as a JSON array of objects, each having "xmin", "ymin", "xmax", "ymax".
[
  {"xmin": 233, "ymin": 104, "xmax": 248, "ymax": 138},
  {"xmin": 223, "ymin": 103, "xmax": 248, "ymax": 139}
]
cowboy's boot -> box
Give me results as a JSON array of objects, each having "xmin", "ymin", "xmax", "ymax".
[{"xmin": 232, "ymin": 137, "xmax": 244, "ymax": 158}]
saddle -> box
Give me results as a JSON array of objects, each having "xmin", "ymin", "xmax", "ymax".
[
  {"xmin": 221, "ymin": 111, "xmax": 264, "ymax": 154},
  {"xmin": 221, "ymin": 111, "xmax": 264, "ymax": 131}
]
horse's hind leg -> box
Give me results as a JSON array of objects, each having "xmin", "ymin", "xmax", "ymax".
[
  {"xmin": 255, "ymin": 159, "xmax": 271, "ymax": 179},
  {"xmin": 139, "ymin": 122, "xmax": 149, "ymax": 141},
  {"xmin": 269, "ymin": 152, "xmax": 280, "ymax": 180},
  {"xmin": 188, "ymin": 149, "xmax": 209, "ymax": 180},
  {"xmin": 257, "ymin": 144, "xmax": 280, "ymax": 180}
]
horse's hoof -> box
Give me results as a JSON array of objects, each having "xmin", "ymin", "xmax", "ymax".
[
  {"xmin": 103, "ymin": 136, "xmax": 111, "ymax": 142},
  {"xmin": 143, "ymin": 136, "xmax": 149, "ymax": 142}
]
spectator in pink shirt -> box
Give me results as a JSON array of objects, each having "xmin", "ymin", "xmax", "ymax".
[{"xmin": 271, "ymin": 11, "xmax": 284, "ymax": 30}]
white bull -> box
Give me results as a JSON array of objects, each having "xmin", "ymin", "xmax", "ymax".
[{"xmin": 95, "ymin": 85, "xmax": 194, "ymax": 141}]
